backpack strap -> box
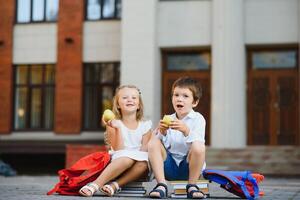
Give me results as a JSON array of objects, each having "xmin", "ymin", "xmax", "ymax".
[
  {"xmin": 226, "ymin": 171, "xmax": 259, "ymax": 200},
  {"xmin": 243, "ymin": 173, "xmax": 259, "ymax": 200}
]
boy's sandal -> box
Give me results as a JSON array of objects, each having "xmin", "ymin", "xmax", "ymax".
[
  {"xmin": 149, "ymin": 182, "xmax": 168, "ymax": 199},
  {"xmin": 186, "ymin": 184, "xmax": 206, "ymax": 199},
  {"xmin": 100, "ymin": 181, "xmax": 121, "ymax": 196},
  {"xmin": 79, "ymin": 182, "xmax": 99, "ymax": 197}
]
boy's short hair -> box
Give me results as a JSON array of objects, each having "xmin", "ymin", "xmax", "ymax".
[{"xmin": 171, "ymin": 77, "xmax": 202, "ymax": 102}]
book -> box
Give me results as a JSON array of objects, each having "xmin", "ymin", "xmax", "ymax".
[
  {"xmin": 118, "ymin": 189, "xmax": 147, "ymax": 194},
  {"xmin": 170, "ymin": 180, "xmax": 209, "ymax": 190},
  {"xmin": 115, "ymin": 192, "xmax": 146, "ymax": 197},
  {"xmin": 170, "ymin": 179, "xmax": 210, "ymax": 197},
  {"xmin": 121, "ymin": 186, "xmax": 146, "ymax": 191},
  {"xmin": 171, "ymin": 194, "xmax": 188, "ymax": 199},
  {"xmin": 171, "ymin": 192, "xmax": 209, "ymax": 199},
  {"xmin": 174, "ymin": 187, "xmax": 209, "ymax": 195}
]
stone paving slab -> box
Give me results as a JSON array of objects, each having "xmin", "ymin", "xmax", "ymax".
[{"xmin": 0, "ymin": 176, "xmax": 300, "ymax": 200}]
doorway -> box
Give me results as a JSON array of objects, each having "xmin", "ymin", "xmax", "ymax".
[
  {"xmin": 161, "ymin": 48, "xmax": 211, "ymax": 145},
  {"xmin": 247, "ymin": 45, "xmax": 299, "ymax": 145}
]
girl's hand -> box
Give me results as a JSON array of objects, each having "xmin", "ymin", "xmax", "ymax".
[
  {"xmin": 101, "ymin": 117, "xmax": 118, "ymax": 129},
  {"xmin": 169, "ymin": 119, "xmax": 190, "ymax": 136},
  {"xmin": 158, "ymin": 120, "xmax": 169, "ymax": 136}
]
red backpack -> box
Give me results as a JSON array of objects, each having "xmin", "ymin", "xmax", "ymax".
[{"xmin": 47, "ymin": 151, "xmax": 111, "ymax": 195}]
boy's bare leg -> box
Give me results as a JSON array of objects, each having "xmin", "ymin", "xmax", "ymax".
[
  {"xmin": 115, "ymin": 161, "xmax": 148, "ymax": 187},
  {"xmin": 81, "ymin": 157, "xmax": 135, "ymax": 196},
  {"xmin": 148, "ymin": 136, "xmax": 167, "ymax": 197},
  {"xmin": 187, "ymin": 141, "xmax": 206, "ymax": 198}
]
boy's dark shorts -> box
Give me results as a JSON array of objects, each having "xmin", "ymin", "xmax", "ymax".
[{"xmin": 164, "ymin": 151, "xmax": 189, "ymax": 180}]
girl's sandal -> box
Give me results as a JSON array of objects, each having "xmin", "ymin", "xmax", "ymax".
[
  {"xmin": 79, "ymin": 182, "xmax": 100, "ymax": 197},
  {"xmin": 100, "ymin": 181, "xmax": 121, "ymax": 196}
]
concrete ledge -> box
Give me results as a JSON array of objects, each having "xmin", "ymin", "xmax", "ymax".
[{"xmin": 206, "ymin": 146, "xmax": 300, "ymax": 175}]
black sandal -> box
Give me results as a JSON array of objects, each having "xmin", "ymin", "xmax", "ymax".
[
  {"xmin": 149, "ymin": 182, "xmax": 168, "ymax": 199},
  {"xmin": 186, "ymin": 184, "xmax": 206, "ymax": 199}
]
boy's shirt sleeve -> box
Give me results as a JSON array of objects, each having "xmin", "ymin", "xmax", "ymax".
[
  {"xmin": 186, "ymin": 114, "xmax": 206, "ymax": 144},
  {"xmin": 155, "ymin": 129, "xmax": 171, "ymax": 149}
]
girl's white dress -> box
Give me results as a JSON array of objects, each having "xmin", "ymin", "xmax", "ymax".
[{"xmin": 110, "ymin": 120, "xmax": 152, "ymax": 162}]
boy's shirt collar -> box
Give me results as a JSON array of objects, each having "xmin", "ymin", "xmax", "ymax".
[{"xmin": 172, "ymin": 109, "xmax": 196, "ymax": 120}]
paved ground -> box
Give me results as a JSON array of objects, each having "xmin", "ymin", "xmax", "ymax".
[{"xmin": 0, "ymin": 175, "xmax": 300, "ymax": 200}]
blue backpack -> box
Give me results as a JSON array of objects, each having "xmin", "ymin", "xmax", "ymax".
[{"xmin": 203, "ymin": 169, "xmax": 264, "ymax": 200}]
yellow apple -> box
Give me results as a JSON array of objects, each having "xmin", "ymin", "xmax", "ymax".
[
  {"xmin": 103, "ymin": 109, "xmax": 115, "ymax": 122},
  {"xmin": 162, "ymin": 115, "xmax": 173, "ymax": 126}
]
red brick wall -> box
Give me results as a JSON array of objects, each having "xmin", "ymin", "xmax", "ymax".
[
  {"xmin": 65, "ymin": 144, "xmax": 107, "ymax": 168},
  {"xmin": 0, "ymin": 0, "xmax": 15, "ymax": 134},
  {"xmin": 55, "ymin": 0, "xmax": 84, "ymax": 134}
]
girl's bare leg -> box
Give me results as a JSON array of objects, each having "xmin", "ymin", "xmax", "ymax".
[
  {"xmin": 115, "ymin": 161, "xmax": 148, "ymax": 187},
  {"xmin": 81, "ymin": 157, "xmax": 135, "ymax": 196}
]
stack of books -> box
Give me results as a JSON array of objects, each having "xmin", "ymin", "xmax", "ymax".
[
  {"xmin": 115, "ymin": 181, "xmax": 147, "ymax": 197},
  {"xmin": 170, "ymin": 180, "xmax": 210, "ymax": 199}
]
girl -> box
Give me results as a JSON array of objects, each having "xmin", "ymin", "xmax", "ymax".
[{"xmin": 79, "ymin": 85, "xmax": 152, "ymax": 197}]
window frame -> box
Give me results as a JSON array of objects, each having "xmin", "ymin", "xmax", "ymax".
[
  {"xmin": 15, "ymin": 0, "xmax": 59, "ymax": 24},
  {"xmin": 85, "ymin": 0, "xmax": 121, "ymax": 21},
  {"xmin": 12, "ymin": 64, "xmax": 55, "ymax": 131},
  {"xmin": 82, "ymin": 62, "xmax": 120, "ymax": 131}
]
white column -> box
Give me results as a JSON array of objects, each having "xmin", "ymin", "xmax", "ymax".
[
  {"xmin": 121, "ymin": 0, "xmax": 160, "ymax": 123},
  {"xmin": 211, "ymin": 0, "xmax": 246, "ymax": 148}
]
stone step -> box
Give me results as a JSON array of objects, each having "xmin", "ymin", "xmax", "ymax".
[{"xmin": 206, "ymin": 146, "xmax": 300, "ymax": 175}]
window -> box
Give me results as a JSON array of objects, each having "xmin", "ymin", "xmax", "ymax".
[
  {"xmin": 16, "ymin": 0, "xmax": 59, "ymax": 23},
  {"xmin": 83, "ymin": 63, "xmax": 120, "ymax": 130},
  {"xmin": 14, "ymin": 65, "xmax": 55, "ymax": 130},
  {"xmin": 166, "ymin": 52, "xmax": 211, "ymax": 71},
  {"xmin": 252, "ymin": 50, "xmax": 297, "ymax": 69},
  {"xmin": 86, "ymin": 0, "xmax": 122, "ymax": 20}
]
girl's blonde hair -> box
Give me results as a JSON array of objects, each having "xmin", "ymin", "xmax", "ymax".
[{"xmin": 112, "ymin": 85, "xmax": 144, "ymax": 121}]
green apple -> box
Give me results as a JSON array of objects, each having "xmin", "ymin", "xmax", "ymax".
[
  {"xmin": 162, "ymin": 115, "xmax": 173, "ymax": 126},
  {"xmin": 103, "ymin": 109, "xmax": 115, "ymax": 122}
]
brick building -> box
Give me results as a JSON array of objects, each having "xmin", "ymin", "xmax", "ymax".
[{"xmin": 0, "ymin": 0, "xmax": 299, "ymax": 174}]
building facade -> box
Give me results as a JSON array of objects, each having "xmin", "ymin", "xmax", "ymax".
[{"xmin": 0, "ymin": 0, "xmax": 299, "ymax": 158}]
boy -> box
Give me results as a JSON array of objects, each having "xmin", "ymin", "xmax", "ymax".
[{"xmin": 148, "ymin": 77, "xmax": 206, "ymax": 199}]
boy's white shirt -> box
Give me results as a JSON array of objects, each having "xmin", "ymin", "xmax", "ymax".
[{"xmin": 157, "ymin": 109, "xmax": 206, "ymax": 166}]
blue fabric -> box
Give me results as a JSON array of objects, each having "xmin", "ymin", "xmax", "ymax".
[
  {"xmin": 163, "ymin": 151, "xmax": 189, "ymax": 180},
  {"xmin": 203, "ymin": 169, "xmax": 259, "ymax": 200}
]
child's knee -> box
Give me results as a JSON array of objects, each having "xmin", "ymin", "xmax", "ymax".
[
  {"xmin": 190, "ymin": 141, "xmax": 205, "ymax": 156},
  {"xmin": 148, "ymin": 137, "xmax": 161, "ymax": 151},
  {"xmin": 121, "ymin": 158, "xmax": 135, "ymax": 166}
]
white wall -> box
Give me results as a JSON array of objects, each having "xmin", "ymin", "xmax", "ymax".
[
  {"xmin": 211, "ymin": 0, "xmax": 246, "ymax": 148},
  {"xmin": 245, "ymin": 0, "xmax": 299, "ymax": 44},
  {"xmin": 13, "ymin": 24, "xmax": 57, "ymax": 64},
  {"xmin": 121, "ymin": 0, "xmax": 160, "ymax": 123},
  {"xmin": 83, "ymin": 21, "xmax": 121, "ymax": 62},
  {"xmin": 158, "ymin": 0, "xmax": 211, "ymax": 47}
]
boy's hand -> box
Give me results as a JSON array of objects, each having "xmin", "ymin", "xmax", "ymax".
[
  {"xmin": 158, "ymin": 120, "xmax": 169, "ymax": 136},
  {"xmin": 169, "ymin": 119, "xmax": 190, "ymax": 136}
]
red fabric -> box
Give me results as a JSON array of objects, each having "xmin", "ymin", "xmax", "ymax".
[
  {"xmin": 47, "ymin": 151, "xmax": 111, "ymax": 195},
  {"xmin": 249, "ymin": 173, "xmax": 265, "ymax": 196}
]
